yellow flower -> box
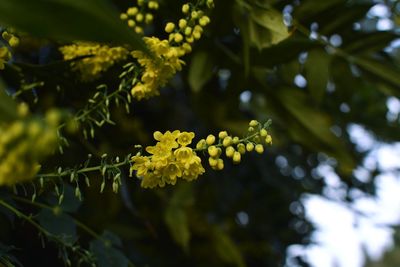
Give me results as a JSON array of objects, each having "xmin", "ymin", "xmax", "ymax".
[
  {"xmin": 182, "ymin": 160, "xmax": 204, "ymax": 181},
  {"xmin": 131, "ymin": 37, "xmax": 185, "ymax": 100},
  {"xmin": 141, "ymin": 173, "xmax": 159, "ymax": 188},
  {"xmin": 130, "ymin": 156, "xmax": 152, "ymax": 177},
  {"xmin": 163, "ymin": 162, "xmax": 182, "ymax": 181},
  {"xmin": 130, "ymin": 130, "xmax": 204, "ymax": 188},
  {"xmin": 177, "ymin": 132, "xmax": 195, "ymax": 146},
  {"xmin": 154, "ymin": 130, "xmax": 180, "ymax": 148}
]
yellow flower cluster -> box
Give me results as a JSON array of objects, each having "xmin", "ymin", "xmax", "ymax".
[
  {"xmin": 130, "ymin": 130, "xmax": 205, "ymax": 188},
  {"xmin": 130, "ymin": 0, "xmax": 214, "ymax": 100},
  {"xmin": 0, "ymin": 31, "xmax": 19, "ymax": 70},
  {"xmin": 130, "ymin": 37, "xmax": 185, "ymax": 100},
  {"xmin": 0, "ymin": 47, "xmax": 10, "ymax": 70},
  {"xmin": 120, "ymin": 0, "xmax": 159, "ymax": 34},
  {"xmin": 131, "ymin": 120, "xmax": 272, "ymax": 189},
  {"xmin": 196, "ymin": 120, "xmax": 273, "ymax": 170},
  {"xmin": 59, "ymin": 43, "xmax": 129, "ymax": 81},
  {"xmin": 0, "ymin": 106, "xmax": 60, "ymax": 186}
]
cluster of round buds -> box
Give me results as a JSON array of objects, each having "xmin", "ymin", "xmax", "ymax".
[
  {"xmin": 196, "ymin": 120, "xmax": 272, "ymax": 170},
  {"xmin": 120, "ymin": 0, "xmax": 159, "ymax": 34},
  {"xmin": 163, "ymin": 0, "xmax": 213, "ymax": 56},
  {"xmin": 0, "ymin": 31, "xmax": 19, "ymax": 70}
]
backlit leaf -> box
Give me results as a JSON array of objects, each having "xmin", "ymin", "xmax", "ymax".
[
  {"xmin": 188, "ymin": 51, "xmax": 214, "ymax": 92},
  {"xmin": 305, "ymin": 48, "xmax": 331, "ymax": 104}
]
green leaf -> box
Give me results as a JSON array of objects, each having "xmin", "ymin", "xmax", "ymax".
[
  {"xmin": 234, "ymin": 2, "xmax": 290, "ymax": 51},
  {"xmin": 319, "ymin": 3, "xmax": 373, "ymax": 35},
  {"xmin": 213, "ymin": 227, "xmax": 246, "ymax": 267},
  {"xmin": 0, "ymin": 0, "xmax": 147, "ymax": 52},
  {"xmin": 305, "ymin": 48, "xmax": 331, "ymax": 104},
  {"xmin": 47, "ymin": 185, "xmax": 81, "ymax": 213},
  {"xmin": 188, "ymin": 51, "xmax": 214, "ymax": 92},
  {"xmin": 343, "ymin": 32, "xmax": 399, "ymax": 54},
  {"xmin": 353, "ymin": 57, "xmax": 400, "ymax": 89},
  {"xmin": 37, "ymin": 209, "xmax": 77, "ymax": 245},
  {"xmin": 90, "ymin": 231, "xmax": 128, "ymax": 267},
  {"xmin": 165, "ymin": 205, "xmax": 190, "ymax": 251},
  {"xmin": 275, "ymin": 88, "xmax": 355, "ymax": 174},
  {"xmin": 276, "ymin": 88, "xmax": 336, "ymax": 145},
  {"xmin": 0, "ymin": 80, "xmax": 18, "ymax": 123},
  {"xmin": 252, "ymin": 37, "xmax": 321, "ymax": 67},
  {"xmin": 294, "ymin": 0, "xmax": 345, "ymax": 21},
  {"xmin": 164, "ymin": 184, "xmax": 194, "ymax": 251},
  {"xmin": 250, "ymin": 8, "xmax": 290, "ymax": 49}
]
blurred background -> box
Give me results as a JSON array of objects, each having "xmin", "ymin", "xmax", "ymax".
[{"xmin": 1, "ymin": 0, "xmax": 400, "ymax": 266}]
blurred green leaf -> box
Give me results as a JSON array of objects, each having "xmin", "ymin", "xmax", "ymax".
[
  {"xmin": 90, "ymin": 231, "xmax": 128, "ymax": 267},
  {"xmin": 164, "ymin": 184, "xmax": 193, "ymax": 251},
  {"xmin": 188, "ymin": 51, "xmax": 214, "ymax": 92},
  {"xmin": 165, "ymin": 206, "xmax": 190, "ymax": 251},
  {"xmin": 305, "ymin": 48, "xmax": 331, "ymax": 104},
  {"xmin": 354, "ymin": 57, "xmax": 400, "ymax": 90},
  {"xmin": 249, "ymin": 8, "xmax": 290, "ymax": 50},
  {"xmin": 250, "ymin": 8, "xmax": 290, "ymax": 50},
  {"xmin": 47, "ymin": 185, "xmax": 81, "ymax": 213},
  {"xmin": 319, "ymin": 3, "xmax": 373, "ymax": 35},
  {"xmin": 235, "ymin": 2, "xmax": 290, "ymax": 51},
  {"xmin": 0, "ymin": 0, "xmax": 147, "ymax": 51},
  {"xmin": 294, "ymin": 0, "xmax": 345, "ymax": 21},
  {"xmin": 279, "ymin": 89, "xmax": 355, "ymax": 173},
  {"xmin": 252, "ymin": 37, "xmax": 320, "ymax": 67},
  {"xmin": 343, "ymin": 32, "xmax": 399, "ymax": 54},
  {"xmin": 213, "ymin": 227, "xmax": 246, "ymax": 267},
  {"xmin": 277, "ymin": 88, "xmax": 339, "ymax": 145},
  {"xmin": 37, "ymin": 209, "xmax": 77, "ymax": 245},
  {"xmin": 0, "ymin": 81, "xmax": 17, "ymax": 123}
]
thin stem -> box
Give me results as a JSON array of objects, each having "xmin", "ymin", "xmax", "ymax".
[
  {"xmin": 0, "ymin": 199, "xmax": 51, "ymax": 236},
  {"xmin": 37, "ymin": 159, "xmax": 129, "ymax": 179}
]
